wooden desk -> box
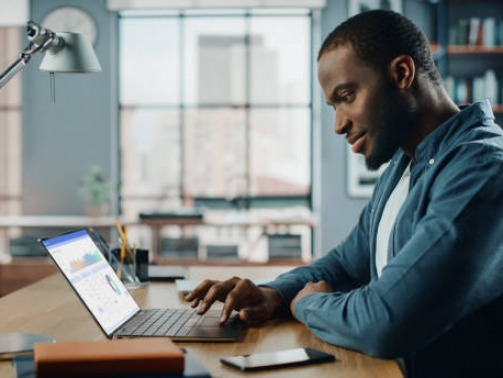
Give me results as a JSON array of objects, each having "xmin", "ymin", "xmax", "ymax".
[
  {"xmin": 0, "ymin": 258, "xmax": 58, "ymax": 296},
  {"xmin": 0, "ymin": 266, "xmax": 402, "ymax": 378}
]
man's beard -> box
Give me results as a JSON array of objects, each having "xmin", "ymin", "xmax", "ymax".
[{"xmin": 365, "ymin": 87, "xmax": 416, "ymax": 171}]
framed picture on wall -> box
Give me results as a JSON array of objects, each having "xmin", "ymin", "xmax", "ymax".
[
  {"xmin": 347, "ymin": 145, "xmax": 388, "ymax": 198},
  {"xmin": 349, "ymin": 0, "xmax": 402, "ymax": 16}
]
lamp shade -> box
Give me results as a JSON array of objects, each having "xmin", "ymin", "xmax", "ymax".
[{"xmin": 40, "ymin": 32, "xmax": 101, "ymax": 73}]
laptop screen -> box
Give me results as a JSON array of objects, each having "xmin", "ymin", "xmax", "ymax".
[{"xmin": 41, "ymin": 229, "xmax": 140, "ymax": 336}]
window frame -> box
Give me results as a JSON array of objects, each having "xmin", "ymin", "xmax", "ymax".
[{"xmin": 118, "ymin": 9, "xmax": 315, "ymax": 211}]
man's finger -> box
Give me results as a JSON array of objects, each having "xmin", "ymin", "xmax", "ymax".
[
  {"xmin": 238, "ymin": 304, "xmax": 269, "ymax": 325},
  {"xmin": 185, "ymin": 279, "xmax": 217, "ymax": 302},
  {"xmin": 196, "ymin": 278, "xmax": 243, "ymax": 315},
  {"xmin": 219, "ymin": 279, "xmax": 256, "ymax": 323},
  {"xmin": 219, "ymin": 289, "xmax": 241, "ymax": 323},
  {"xmin": 197, "ymin": 298, "xmax": 215, "ymax": 315},
  {"xmin": 197, "ymin": 284, "xmax": 226, "ymax": 314}
]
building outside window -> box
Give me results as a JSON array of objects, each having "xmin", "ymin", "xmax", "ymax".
[{"xmin": 119, "ymin": 9, "xmax": 314, "ymax": 262}]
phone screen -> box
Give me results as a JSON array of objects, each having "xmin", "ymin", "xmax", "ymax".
[{"xmin": 220, "ymin": 348, "xmax": 336, "ymax": 371}]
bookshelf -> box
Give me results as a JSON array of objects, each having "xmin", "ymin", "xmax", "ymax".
[
  {"xmin": 430, "ymin": 0, "xmax": 503, "ymax": 115},
  {"xmin": 446, "ymin": 46, "xmax": 503, "ymax": 55}
]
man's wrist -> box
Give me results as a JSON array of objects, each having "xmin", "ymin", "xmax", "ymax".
[{"xmin": 261, "ymin": 286, "xmax": 283, "ymax": 314}]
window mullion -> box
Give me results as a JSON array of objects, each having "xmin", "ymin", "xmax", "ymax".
[
  {"xmin": 179, "ymin": 11, "xmax": 186, "ymax": 205},
  {"xmin": 244, "ymin": 11, "xmax": 251, "ymax": 209}
]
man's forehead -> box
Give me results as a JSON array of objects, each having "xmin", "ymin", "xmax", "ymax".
[{"xmin": 318, "ymin": 44, "xmax": 367, "ymax": 83}]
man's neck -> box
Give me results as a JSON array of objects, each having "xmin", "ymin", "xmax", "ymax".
[{"xmin": 402, "ymin": 86, "xmax": 459, "ymax": 162}]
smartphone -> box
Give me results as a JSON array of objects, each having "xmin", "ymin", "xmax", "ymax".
[{"xmin": 220, "ymin": 347, "xmax": 336, "ymax": 371}]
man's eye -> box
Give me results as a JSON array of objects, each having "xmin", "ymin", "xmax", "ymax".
[{"xmin": 341, "ymin": 93, "xmax": 352, "ymax": 102}]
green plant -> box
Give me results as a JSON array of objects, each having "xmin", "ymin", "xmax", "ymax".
[{"xmin": 79, "ymin": 165, "xmax": 113, "ymax": 206}]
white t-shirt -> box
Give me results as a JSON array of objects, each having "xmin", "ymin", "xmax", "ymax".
[{"xmin": 375, "ymin": 162, "xmax": 411, "ymax": 277}]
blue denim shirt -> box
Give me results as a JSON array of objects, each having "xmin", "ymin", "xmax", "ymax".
[{"xmin": 266, "ymin": 100, "xmax": 503, "ymax": 377}]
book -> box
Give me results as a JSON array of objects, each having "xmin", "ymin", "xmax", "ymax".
[
  {"xmin": 14, "ymin": 348, "xmax": 212, "ymax": 378},
  {"xmin": 450, "ymin": 17, "xmax": 503, "ymax": 47},
  {"xmin": 34, "ymin": 338, "xmax": 185, "ymax": 378},
  {"xmin": 482, "ymin": 18, "xmax": 496, "ymax": 47},
  {"xmin": 484, "ymin": 69, "xmax": 499, "ymax": 104},
  {"xmin": 468, "ymin": 18, "xmax": 481, "ymax": 46}
]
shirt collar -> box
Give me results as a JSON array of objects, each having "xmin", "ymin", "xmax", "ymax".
[{"xmin": 413, "ymin": 100, "xmax": 495, "ymax": 164}]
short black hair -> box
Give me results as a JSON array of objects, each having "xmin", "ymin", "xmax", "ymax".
[{"xmin": 318, "ymin": 10, "xmax": 441, "ymax": 86}]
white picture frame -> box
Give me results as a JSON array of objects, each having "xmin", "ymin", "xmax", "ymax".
[
  {"xmin": 347, "ymin": 145, "xmax": 388, "ymax": 198},
  {"xmin": 349, "ymin": 0, "xmax": 402, "ymax": 17}
]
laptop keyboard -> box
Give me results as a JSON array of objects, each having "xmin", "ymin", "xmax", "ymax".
[{"xmin": 121, "ymin": 309, "xmax": 204, "ymax": 337}]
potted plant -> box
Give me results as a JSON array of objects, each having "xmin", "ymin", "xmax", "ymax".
[{"xmin": 79, "ymin": 165, "xmax": 113, "ymax": 216}]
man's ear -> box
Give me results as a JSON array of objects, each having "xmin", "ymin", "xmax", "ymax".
[{"xmin": 388, "ymin": 55, "xmax": 415, "ymax": 89}]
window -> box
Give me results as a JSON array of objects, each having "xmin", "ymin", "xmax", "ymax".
[
  {"xmin": 0, "ymin": 27, "xmax": 23, "ymax": 261},
  {"xmin": 119, "ymin": 9, "xmax": 314, "ymax": 261}
]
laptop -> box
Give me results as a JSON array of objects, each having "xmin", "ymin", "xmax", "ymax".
[{"xmin": 39, "ymin": 229, "xmax": 243, "ymax": 342}]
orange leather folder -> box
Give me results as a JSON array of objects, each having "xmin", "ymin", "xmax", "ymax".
[{"xmin": 34, "ymin": 338, "xmax": 185, "ymax": 378}]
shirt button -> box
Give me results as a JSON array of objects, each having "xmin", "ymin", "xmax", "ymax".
[{"xmin": 429, "ymin": 158, "xmax": 435, "ymax": 165}]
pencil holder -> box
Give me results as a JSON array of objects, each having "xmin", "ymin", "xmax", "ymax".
[
  {"xmin": 134, "ymin": 249, "xmax": 149, "ymax": 282},
  {"xmin": 110, "ymin": 247, "xmax": 142, "ymax": 287},
  {"xmin": 87, "ymin": 228, "xmax": 143, "ymax": 288}
]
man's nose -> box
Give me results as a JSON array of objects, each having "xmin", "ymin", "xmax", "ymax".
[{"xmin": 334, "ymin": 110, "xmax": 350, "ymax": 135}]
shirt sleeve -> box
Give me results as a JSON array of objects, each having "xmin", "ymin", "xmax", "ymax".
[
  {"xmin": 264, "ymin": 199, "xmax": 373, "ymax": 315},
  {"xmin": 292, "ymin": 145, "xmax": 503, "ymax": 358}
]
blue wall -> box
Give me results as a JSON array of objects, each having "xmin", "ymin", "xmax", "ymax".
[
  {"xmin": 22, "ymin": 0, "xmax": 117, "ymax": 215},
  {"xmin": 315, "ymin": 0, "xmax": 366, "ymax": 256}
]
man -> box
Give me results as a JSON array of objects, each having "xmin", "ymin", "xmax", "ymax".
[{"xmin": 186, "ymin": 10, "xmax": 503, "ymax": 377}]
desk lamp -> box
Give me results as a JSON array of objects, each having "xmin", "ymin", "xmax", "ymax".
[
  {"xmin": 0, "ymin": 20, "xmax": 101, "ymax": 102},
  {"xmin": 0, "ymin": 20, "xmax": 101, "ymax": 358}
]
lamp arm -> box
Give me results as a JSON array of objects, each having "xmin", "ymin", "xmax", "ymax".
[
  {"xmin": 0, "ymin": 53, "xmax": 31, "ymax": 89},
  {"xmin": 0, "ymin": 21, "xmax": 60, "ymax": 90}
]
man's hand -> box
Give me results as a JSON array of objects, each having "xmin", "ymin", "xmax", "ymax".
[
  {"xmin": 184, "ymin": 277, "xmax": 282, "ymax": 325},
  {"xmin": 290, "ymin": 281, "xmax": 333, "ymax": 319}
]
